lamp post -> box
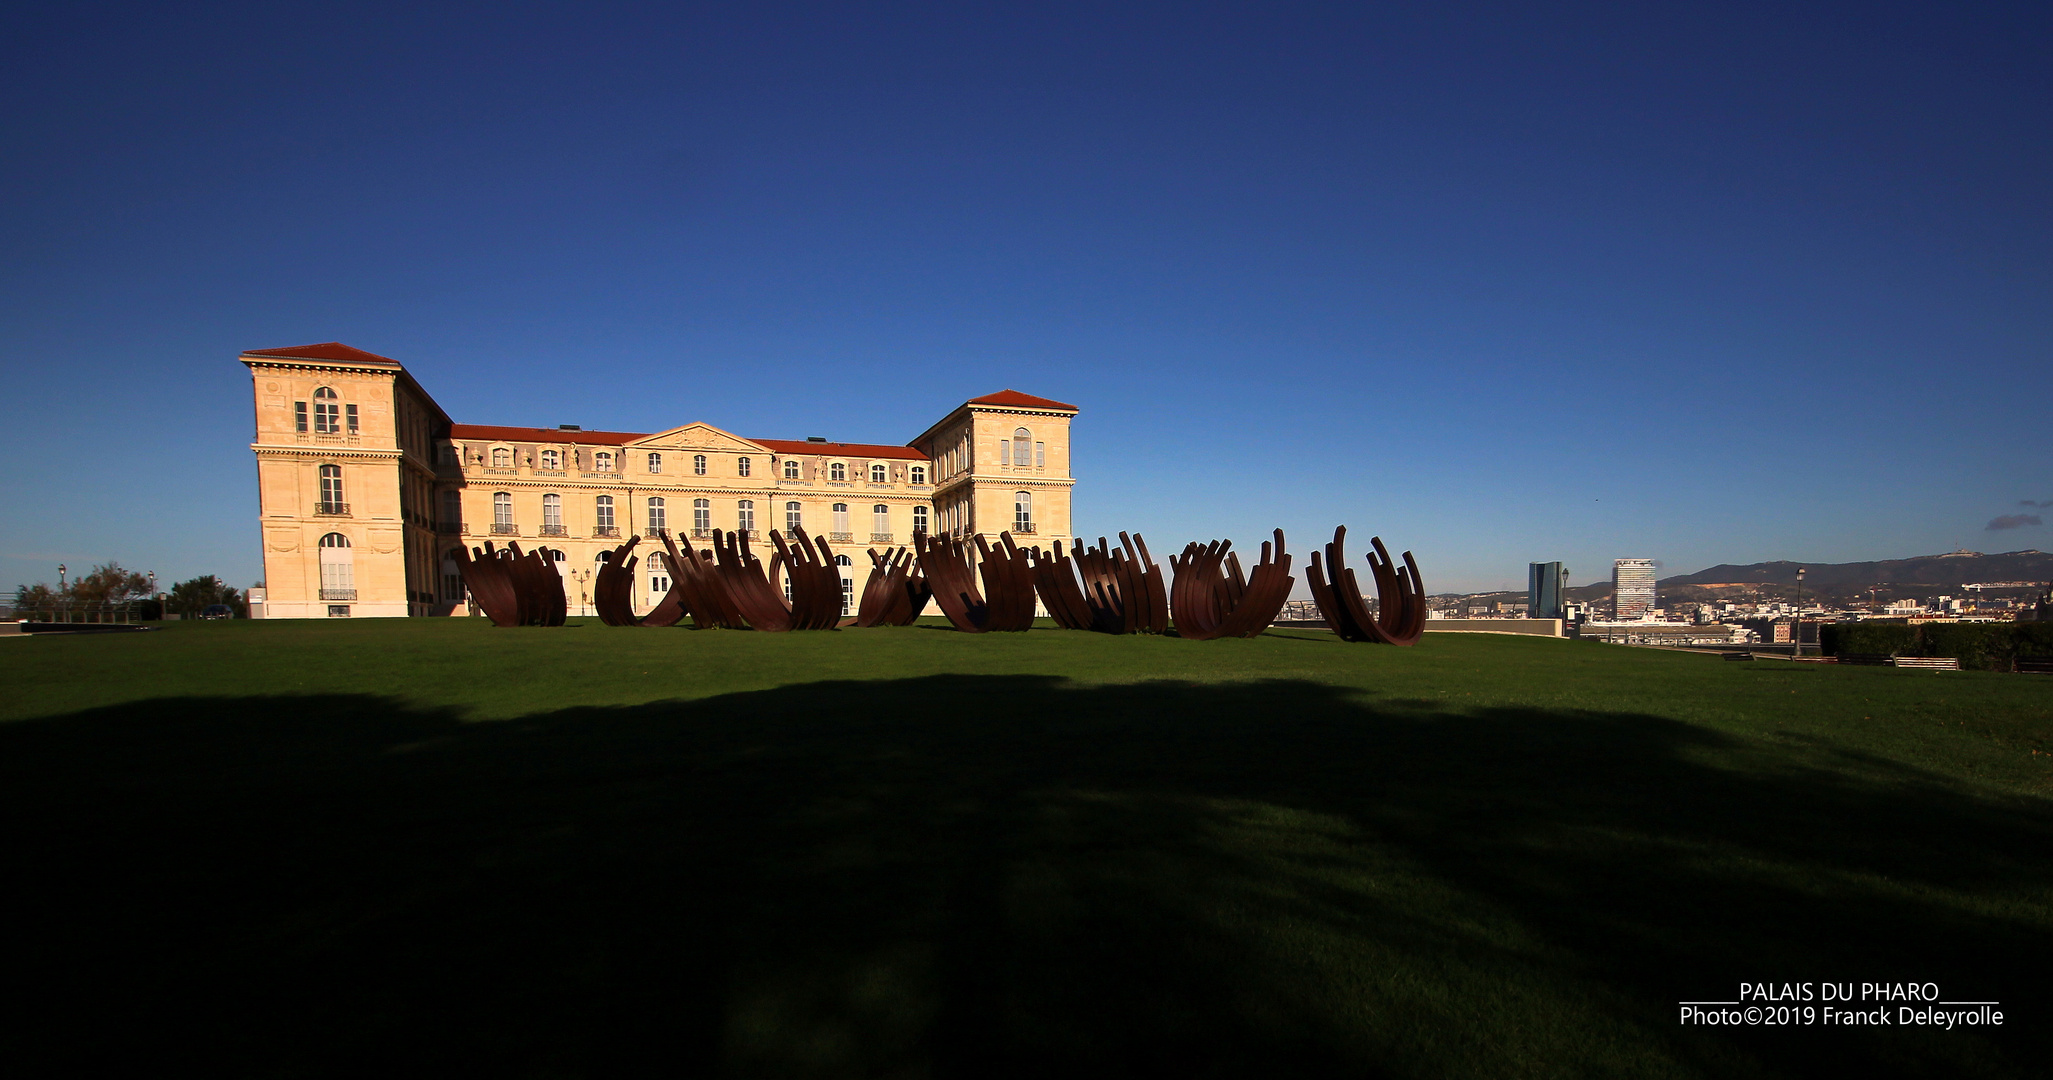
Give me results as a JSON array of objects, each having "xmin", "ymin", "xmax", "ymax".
[
  {"xmin": 58, "ymin": 563, "xmax": 67, "ymax": 591},
  {"xmin": 1794, "ymin": 567, "xmax": 1806, "ymax": 658}
]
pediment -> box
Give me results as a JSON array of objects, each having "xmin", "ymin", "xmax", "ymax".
[{"xmin": 627, "ymin": 423, "xmax": 769, "ymax": 453}]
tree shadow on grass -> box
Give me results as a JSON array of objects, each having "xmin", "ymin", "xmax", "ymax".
[{"xmin": 2, "ymin": 677, "xmax": 2048, "ymax": 1078}]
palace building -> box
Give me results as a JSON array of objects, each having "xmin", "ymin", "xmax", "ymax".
[{"xmin": 244, "ymin": 343, "xmax": 1077, "ymax": 618}]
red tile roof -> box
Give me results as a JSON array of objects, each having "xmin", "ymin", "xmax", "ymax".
[
  {"xmin": 447, "ymin": 426, "xmax": 930, "ymax": 459},
  {"xmin": 450, "ymin": 424, "xmax": 648, "ymax": 445},
  {"xmin": 966, "ymin": 389, "xmax": 1077, "ymax": 411},
  {"xmin": 752, "ymin": 439, "xmax": 928, "ymax": 460},
  {"xmin": 242, "ymin": 342, "xmax": 403, "ymax": 366}
]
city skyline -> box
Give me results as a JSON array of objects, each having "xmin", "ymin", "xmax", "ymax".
[{"xmin": 3, "ymin": 3, "xmax": 2049, "ymax": 595}]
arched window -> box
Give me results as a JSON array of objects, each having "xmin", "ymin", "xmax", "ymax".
[
  {"xmin": 783, "ymin": 459, "xmax": 800, "ymax": 480},
  {"xmin": 647, "ymin": 496, "xmax": 667, "ymax": 535},
  {"xmin": 1015, "ymin": 490, "xmax": 1032, "ymax": 530},
  {"xmin": 594, "ymin": 451, "xmax": 614, "ymax": 472},
  {"xmin": 596, "ymin": 550, "xmax": 613, "ymax": 564},
  {"xmin": 693, "ymin": 454, "xmax": 707, "ymax": 476},
  {"xmin": 647, "ymin": 452, "xmax": 663, "ymax": 474},
  {"xmin": 647, "ymin": 551, "xmax": 664, "ymax": 572},
  {"xmin": 785, "ymin": 501, "xmax": 802, "ymax": 533},
  {"xmin": 313, "ymin": 387, "xmax": 340, "ymax": 433},
  {"xmin": 540, "ymin": 449, "xmax": 560, "ymax": 470},
  {"xmin": 493, "ymin": 491, "xmax": 513, "ymax": 532},
  {"xmin": 692, "ymin": 498, "xmax": 710, "ymax": 532},
  {"xmin": 872, "ymin": 504, "xmax": 890, "ymax": 537},
  {"xmin": 870, "ymin": 463, "xmax": 888, "ymax": 483},
  {"xmin": 829, "ymin": 462, "xmax": 846, "ymax": 482},
  {"xmin": 542, "ymin": 494, "xmax": 562, "ymax": 533},
  {"xmin": 738, "ymin": 456, "xmax": 752, "ymax": 477},
  {"xmin": 831, "ymin": 502, "xmax": 850, "ymax": 534},
  {"xmin": 318, "ymin": 532, "xmax": 354, "ymax": 603},
  {"xmin": 547, "ymin": 549, "xmax": 566, "ymax": 562},
  {"xmin": 492, "ymin": 447, "xmax": 512, "ymax": 467},
  {"xmin": 595, "ymin": 495, "xmax": 615, "ymax": 533},
  {"xmin": 1013, "ymin": 428, "xmax": 1032, "ymax": 467},
  {"xmin": 913, "ymin": 505, "xmax": 929, "ymax": 534},
  {"xmin": 910, "ymin": 465, "xmax": 927, "ymax": 485},
  {"xmin": 736, "ymin": 499, "xmax": 756, "ymax": 533},
  {"xmin": 317, "ymin": 464, "xmax": 345, "ymax": 513}
]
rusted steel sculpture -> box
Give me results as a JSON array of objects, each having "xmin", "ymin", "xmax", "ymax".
[
  {"xmin": 1029, "ymin": 533, "xmax": 1168, "ymax": 634},
  {"xmin": 914, "ymin": 531, "xmax": 1036, "ymax": 632},
  {"xmin": 856, "ymin": 546, "xmax": 932, "ymax": 627},
  {"xmin": 684, "ymin": 527, "xmax": 845, "ymax": 632},
  {"xmin": 455, "ymin": 541, "xmax": 568, "ymax": 627},
  {"xmin": 1167, "ymin": 530, "xmax": 1296, "ymax": 640},
  {"xmin": 659, "ymin": 533, "xmax": 748, "ymax": 629},
  {"xmin": 1306, "ymin": 527, "xmax": 1426, "ymax": 646},
  {"xmin": 767, "ymin": 527, "xmax": 848, "ymax": 630},
  {"xmin": 592, "ymin": 537, "xmax": 691, "ymax": 627}
]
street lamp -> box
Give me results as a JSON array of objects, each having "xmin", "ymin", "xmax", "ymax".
[
  {"xmin": 1794, "ymin": 567, "xmax": 1806, "ymax": 658},
  {"xmin": 58, "ymin": 563, "xmax": 67, "ymax": 590}
]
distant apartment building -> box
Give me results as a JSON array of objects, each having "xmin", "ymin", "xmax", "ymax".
[
  {"xmin": 1528, "ymin": 561, "xmax": 1568, "ymax": 619},
  {"xmin": 1613, "ymin": 558, "xmax": 1657, "ymax": 620}
]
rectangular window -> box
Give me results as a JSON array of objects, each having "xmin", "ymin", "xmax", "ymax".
[
  {"xmin": 294, "ymin": 402, "xmax": 308, "ymax": 432},
  {"xmin": 647, "ymin": 498, "xmax": 667, "ymax": 533},
  {"xmin": 913, "ymin": 505, "xmax": 929, "ymax": 533},
  {"xmin": 1035, "ymin": 442, "xmax": 1045, "ymax": 468},
  {"xmin": 543, "ymin": 494, "xmax": 562, "ymax": 528},
  {"xmin": 693, "ymin": 499, "xmax": 710, "ymax": 531},
  {"xmin": 648, "ymin": 453, "xmax": 663, "ymax": 474},
  {"xmin": 595, "ymin": 497, "xmax": 614, "ymax": 529},
  {"xmin": 737, "ymin": 500, "xmax": 755, "ymax": 532},
  {"xmin": 346, "ymin": 404, "xmax": 359, "ymax": 433},
  {"xmin": 442, "ymin": 572, "xmax": 462, "ymax": 600},
  {"xmin": 327, "ymin": 605, "xmax": 351, "ymax": 618},
  {"xmin": 738, "ymin": 457, "xmax": 752, "ymax": 477},
  {"xmin": 999, "ymin": 439, "xmax": 1010, "ymax": 465},
  {"xmin": 694, "ymin": 454, "xmax": 707, "ymax": 475}
]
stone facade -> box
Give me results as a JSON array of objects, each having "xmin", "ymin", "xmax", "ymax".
[{"xmin": 244, "ymin": 343, "xmax": 1078, "ymax": 618}]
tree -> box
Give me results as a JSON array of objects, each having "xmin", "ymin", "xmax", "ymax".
[
  {"xmin": 68, "ymin": 562, "xmax": 151, "ymax": 606},
  {"xmin": 166, "ymin": 575, "xmax": 246, "ymax": 618}
]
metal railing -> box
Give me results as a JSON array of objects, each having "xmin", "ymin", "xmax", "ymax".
[
  {"xmin": 870, "ymin": 533, "xmax": 894, "ymax": 544},
  {"xmin": 1013, "ymin": 520, "xmax": 1036, "ymax": 533},
  {"xmin": 315, "ymin": 502, "xmax": 350, "ymax": 516},
  {"xmin": 320, "ymin": 588, "xmax": 357, "ymax": 600},
  {"xmin": 540, "ymin": 524, "xmax": 567, "ymax": 536},
  {"xmin": 594, "ymin": 525, "xmax": 619, "ymax": 538},
  {"xmin": 691, "ymin": 528, "xmax": 713, "ymax": 539},
  {"xmin": 648, "ymin": 527, "xmax": 671, "ymax": 538},
  {"xmin": 829, "ymin": 531, "xmax": 854, "ymax": 544},
  {"xmin": 491, "ymin": 522, "xmax": 517, "ymax": 535}
]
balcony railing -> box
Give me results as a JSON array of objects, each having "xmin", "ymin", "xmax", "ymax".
[
  {"xmin": 319, "ymin": 588, "xmax": 357, "ymax": 601},
  {"xmin": 435, "ymin": 521, "xmax": 462, "ymax": 534},
  {"xmin": 315, "ymin": 502, "xmax": 350, "ymax": 516},
  {"xmin": 540, "ymin": 524, "xmax": 567, "ymax": 536},
  {"xmin": 594, "ymin": 525, "xmax": 619, "ymax": 538},
  {"xmin": 647, "ymin": 527, "xmax": 671, "ymax": 538},
  {"xmin": 492, "ymin": 522, "xmax": 517, "ymax": 535},
  {"xmin": 691, "ymin": 528, "xmax": 713, "ymax": 540},
  {"xmin": 870, "ymin": 533, "xmax": 894, "ymax": 544},
  {"xmin": 1013, "ymin": 520, "xmax": 1037, "ymax": 533},
  {"xmin": 829, "ymin": 531, "xmax": 854, "ymax": 544}
]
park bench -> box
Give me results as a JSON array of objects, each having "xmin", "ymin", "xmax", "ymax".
[
  {"xmin": 1891, "ymin": 657, "xmax": 1960, "ymax": 671},
  {"xmin": 2015, "ymin": 658, "xmax": 2053, "ymax": 675},
  {"xmin": 1837, "ymin": 654, "xmax": 1895, "ymax": 666},
  {"xmin": 1722, "ymin": 651, "xmax": 1754, "ymax": 661}
]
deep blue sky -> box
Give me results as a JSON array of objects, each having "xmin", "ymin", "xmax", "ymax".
[{"xmin": 4, "ymin": 1, "xmax": 2048, "ymax": 595}]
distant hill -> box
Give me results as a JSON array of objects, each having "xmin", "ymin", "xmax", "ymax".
[{"xmin": 1661, "ymin": 550, "xmax": 2052, "ymax": 590}]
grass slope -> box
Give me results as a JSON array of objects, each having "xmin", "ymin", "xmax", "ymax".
[{"xmin": 2, "ymin": 620, "xmax": 2048, "ymax": 1078}]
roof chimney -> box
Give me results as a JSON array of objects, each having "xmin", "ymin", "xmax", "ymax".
[
  {"xmin": 807, "ymin": 436, "xmax": 827, "ymax": 442},
  {"xmin": 558, "ymin": 424, "xmax": 582, "ymax": 431}
]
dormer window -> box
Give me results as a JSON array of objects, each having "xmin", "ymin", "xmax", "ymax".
[
  {"xmin": 313, "ymin": 387, "xmax": 341, "ymax": 434},
  {"xmin": 910, "ymin": 465, "xmax": 927, "ymax": 485},
  {"xmin": 594, "ymin": 451, "xmax": 614, "ymax": 472},
  {"xmin": 830, "ymin": 462, "xmax": 846, "ymax": 482},
  {"xmin": 738, "ymin": 456, "xmax": 751, "ymax": 477},
  {"xmin": 783, "ymin": 459, "xmax": 800, "ymax": 480},
  {"xmin": 647, "ymin": 452, "xmax": 663, "ymax": 474},
  {"xmin": 870, "ymin": 463, "xmax": 888, "ymax": 483},
  {"xmin": 694, "ymin": 454, "xmax": 707, "ymax": 475},
  {"xmin": 491, "ymin": 447, "xmax": 511, "ymax": 468},
  {"xmin": 540, "ymin": 449, "xmax": 561, "ymax": 470}
]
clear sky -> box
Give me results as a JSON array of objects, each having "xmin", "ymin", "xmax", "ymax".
[{"xmin": 3, "ymin": 2, "xmax": 2048, "ymax": 595}]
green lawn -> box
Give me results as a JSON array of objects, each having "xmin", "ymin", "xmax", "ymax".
[{"xmin": 3, "ymin": 619, "xmax": 2048, "ymax": 1077}]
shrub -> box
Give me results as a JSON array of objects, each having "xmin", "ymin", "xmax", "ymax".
[
  {"xmin": 1822, "ymin": 621, "xmax": 2053, "ymax": 671},
  {"xmin": 1819, "ymin": 623, "xmax": 1917, "ymax": 658}
]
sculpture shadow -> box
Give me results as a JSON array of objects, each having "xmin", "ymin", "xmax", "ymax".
[{"xmin": 2, "ymin": 676, "xmax": 2047, "ymax": 1077}]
